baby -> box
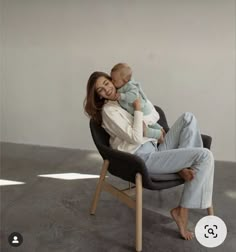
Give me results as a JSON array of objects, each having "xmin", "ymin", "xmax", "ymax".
[{"xmin": 110, "ymin": 63, "xmax": 165, "ymax": 142}]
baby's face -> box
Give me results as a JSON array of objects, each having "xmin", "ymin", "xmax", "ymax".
[{"xmin": 111, "ymin": 71, "xmax": 126, "ymax": 88}]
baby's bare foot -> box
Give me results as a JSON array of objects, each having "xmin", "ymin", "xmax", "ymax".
[
  {"xmin": 170, "ymin": 207, "xmax": 194, "ymax": 240},
  {"xmin": 178, "ymin": 168, "xmax": 195, "ymax": 181}
]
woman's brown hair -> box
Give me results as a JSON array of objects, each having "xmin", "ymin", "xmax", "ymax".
[{"xmin": 83, "ymin": 71, "xmax": 111, "ymax": 124}]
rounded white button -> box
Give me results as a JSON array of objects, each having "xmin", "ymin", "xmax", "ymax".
[{"xmin": 195, "ymin": 216, "xmax": 227, "ymax": 248}]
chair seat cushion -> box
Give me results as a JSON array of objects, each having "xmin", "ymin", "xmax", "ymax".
[{"xmin": 150, "ymin": 173, "xmax": 182, "ymax": 182}]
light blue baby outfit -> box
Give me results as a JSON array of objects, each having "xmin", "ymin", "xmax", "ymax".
[{"xmin": 118, "ymin": 80, "xmax": 162, "ymax": 139}]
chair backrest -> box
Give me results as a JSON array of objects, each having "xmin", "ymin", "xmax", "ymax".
[
  {"xmin": 154, "ymin": 105, "xmax": 169, "ymax": 133},
  {"xmin": 89, "ymin": 119, "xmax": 110, "ymax": 160}
]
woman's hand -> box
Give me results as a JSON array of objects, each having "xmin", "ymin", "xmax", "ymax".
[
  {"xmin": 161, "ymin": 128, "xmax": 166, "ymax": 138},
  {"xmin": 133, "ymin": 97, "xmax": 141, "ymax": 111},
  {"xmin": 158, "ymin": 131, "xmax": 165, "ymax": 144},
  {"xmin": 158, "ymin": 128, "xmax": 166, "ymax": 144}
]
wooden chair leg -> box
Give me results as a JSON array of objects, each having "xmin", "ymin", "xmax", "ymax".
[
  {"xmin": 90, "ymin": 160, "xmax": 109, "ymax": 215},
  {"xmin": 207, "ymin": 206, "xmax": 214, "ymax": 215},
  {"xmin": 129, "ymin": 182, "xmax": 132, "ymax": 190},
  {"xmin": 136, "ymin": 173, "xmax": 142, "ymax": 252}
]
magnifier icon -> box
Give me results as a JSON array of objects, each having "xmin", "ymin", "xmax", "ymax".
[{"xmin": 208, "ymin": 228, "xmax": 214, "ymax": 235}]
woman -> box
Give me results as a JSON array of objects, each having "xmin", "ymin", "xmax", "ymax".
[{"xmin": 84, "ymin": 71, "xmax": 214, "ymax": 240}]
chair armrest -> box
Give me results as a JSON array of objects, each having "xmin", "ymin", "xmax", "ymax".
[{"xmin": 201, "ymin": 134, "xmax": 212, "ymax": 149}]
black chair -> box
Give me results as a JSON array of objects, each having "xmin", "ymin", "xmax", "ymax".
[{"xmin": 90, "ymin": 106, "xmax": 213, "ymax": 252}]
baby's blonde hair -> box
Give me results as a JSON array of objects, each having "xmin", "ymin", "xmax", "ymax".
[{"xmin": 111, "ymin": 63, "xmax": 132, "ymax": 82}]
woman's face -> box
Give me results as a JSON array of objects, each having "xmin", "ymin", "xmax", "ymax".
[{"xmin": 95, "ymin": 76, "xmax": 117, "ymax": 100}]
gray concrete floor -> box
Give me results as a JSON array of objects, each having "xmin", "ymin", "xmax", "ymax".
[{"xmin": 0, "ymin": 142, "xmax": 236, "ymax": 252}]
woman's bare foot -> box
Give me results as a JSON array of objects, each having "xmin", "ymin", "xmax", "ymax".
[
  {"xmin": 170, "ymin": 207, "xmax": 194, "ymax": 240},
  {"xmin": 178, "ymin": 168, "xmax": 195, "ymax": 181}
]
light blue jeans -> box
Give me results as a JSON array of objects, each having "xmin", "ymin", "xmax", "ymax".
[{"xmin": 134, "ymin": 112, "xmax": 214, "ymax": 209}]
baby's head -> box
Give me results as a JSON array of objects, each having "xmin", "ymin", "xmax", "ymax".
[{"xmin": 110, "ymin": 63, "xmax": 132, "ymax": 88}]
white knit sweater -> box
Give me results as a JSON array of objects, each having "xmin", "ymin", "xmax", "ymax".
[{"xmin": 101, "ymin": 100, "xmax": 157, "ymax": 154}]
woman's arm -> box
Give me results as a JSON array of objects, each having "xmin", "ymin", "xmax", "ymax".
[{"xmin": 102, "ymin": 99, "xmax": 143, "ymax": 144}]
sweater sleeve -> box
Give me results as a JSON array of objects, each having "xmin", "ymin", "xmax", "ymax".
[{"xmin": 102, "ymin": 105, "xmax": 143, "ymax": 145}]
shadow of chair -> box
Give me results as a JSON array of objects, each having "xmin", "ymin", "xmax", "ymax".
[{"xmin": 89, "ymin": 105, "xmax": 213, "ymax": 252}]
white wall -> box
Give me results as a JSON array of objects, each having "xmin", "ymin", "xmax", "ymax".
[{"xmin": 1, "ymin": 0, "xmax": 235, "ymax": 161}]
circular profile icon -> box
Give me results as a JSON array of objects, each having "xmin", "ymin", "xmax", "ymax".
[
  {"xmin": 195, "ymin": 216, "xmax": 227, "ymax": 248},
  {"xmin": 8, "ymin": 232, "xmax": 23, "ymax": 247}
]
